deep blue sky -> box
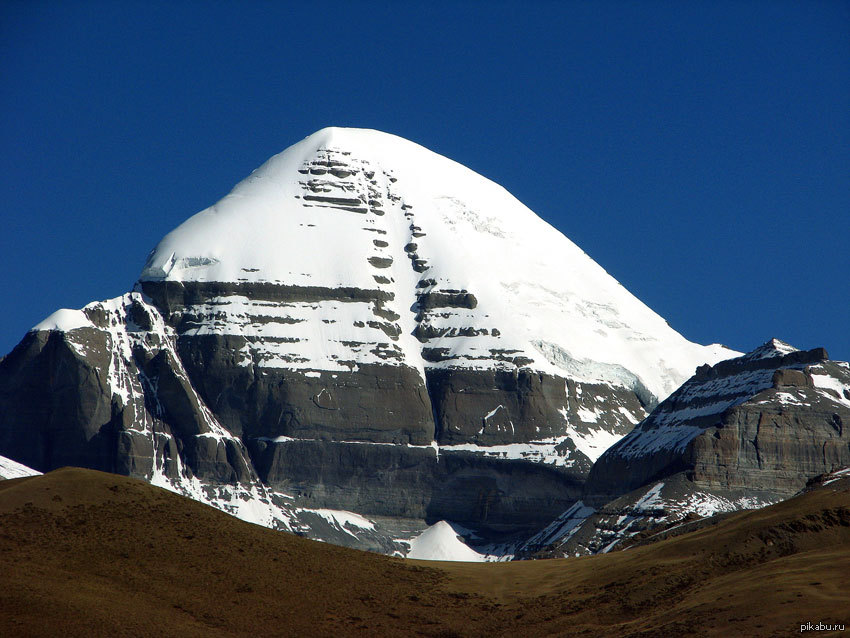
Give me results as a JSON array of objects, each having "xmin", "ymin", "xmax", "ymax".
[{"xmin": 2, "ymin": 1, "xmax": 849, "ymax": 362}]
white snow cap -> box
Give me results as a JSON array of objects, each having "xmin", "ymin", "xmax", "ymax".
[{"xmin": 134, "ymin": 127, "xmax": 733, "ymax": 400}]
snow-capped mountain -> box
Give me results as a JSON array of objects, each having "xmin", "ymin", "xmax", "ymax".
[
  {"xmin": 138, "ymin": 127, "xmax": 728, "ymax": 402},
  {"xmin": 0, "ymin": 127, "xmax": 734, "ymax": 552}
]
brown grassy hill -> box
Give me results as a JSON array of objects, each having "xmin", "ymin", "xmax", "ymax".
[{"xmin": 1, "ymin": 468, "xmax": 848, "ymax": 637}]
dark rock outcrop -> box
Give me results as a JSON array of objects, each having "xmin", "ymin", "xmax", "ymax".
[
  {"xmin": 0, "ymin": 298, "xmax": 253, "ymax": 486},
  {"xmin": 519, "ymin": 340, "xmax": 850, "ymax": 559},
  {"xmin": 249, "ymin": 438, "xmax": 582, "ymax": 535},
  {"xmin": 0, "ymin": 329, "xmax": 116, "ymax": 474},
  {"xmin": 585, "ymin": 339, "xmax": 850, "ymax": 506}
]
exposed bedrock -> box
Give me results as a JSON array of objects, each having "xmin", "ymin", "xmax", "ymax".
[
  {"xmin": 427, "ymin": 368, "xmax": 643, "ymax": 446},
  {"xmin": 428, "ymin": 368, "xmax": 566, "ymax": 445},
  {"xmin": 0, "ymin": 330, "xmax": 116, "ymax": 474},
  {"xmin": 0, "ymin": 325, "xmax": 587, "ymax": 534},
  {"xmin": 141, "ymin": 278, "xmax": 645, "ymax": 450},
  {"xmin": 686, "ymin": 397, "xmax": 850, "ymax": 495},
  {"xmin": 139, "ymin": 280, "xmax": 402, "ymax": 330},
  {"xmin": 140, "ymin": 280, "xmax": 394, "ymax": 314},
  {"xmin": 247, "ymin": 438, "xmax": 583, "ymax": 534},
  {"xmin": 0, "ymin": 306, "xmax": 255, "ymax": 486},
  {"xmin": 174, "ymin": 335, "xmax": 435, "ymax": 445},
  {"xmin": 584, "ymin": 343, "xmax": 850, "ymax": 506}
]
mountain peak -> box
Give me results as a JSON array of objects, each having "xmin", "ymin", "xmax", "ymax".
[
  {"xmin": 299, "ymin": 126, "xmax": 419, "ymax": 150},
  {"xmin": 744, "ymin": 338, "xmax": 800, "ymax": 361},
  {"xmin": 137, "ymin": 129, "xmax": 733, "ymax": 401}
]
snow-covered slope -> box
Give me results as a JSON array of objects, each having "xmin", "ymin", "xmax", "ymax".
[
  {"xmin": 406, "ymin": 521, "xmax": 485, "ymax": 562},
  {"xmin": 0, "ymin": 455, "xmax": 40, "ymax": 480},
  {"xmin": 139, "ymin": 127, "xmax": 731, "ymax": 402}
]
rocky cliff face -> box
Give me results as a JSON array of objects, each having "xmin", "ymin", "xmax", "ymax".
[
  {"xmin": 520, "ymin": 340, "xmax": 850, "ymax": 558},
  {"xmin": 0, "ymin": 294, "xmax": 302, "ymax": 529},
  {"xmin": 585, "ymin": 339, "xmax": 850, "ymax": 505},
  {"xmin": 0, "ymin": 128, "xmax": 733, "ymax": 550}
]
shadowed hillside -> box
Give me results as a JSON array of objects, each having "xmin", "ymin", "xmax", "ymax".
[{"xmin": 1, "ymin": 468, "xmax": 848, "ymax": 637}]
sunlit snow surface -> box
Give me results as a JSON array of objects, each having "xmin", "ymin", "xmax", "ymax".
[
  {"xmin": 406, "ymin": 520, "xmax": 486, "ymax": 562},
  {"xmin": 0, "ymin": 455, "xmax": 41, "ymax": 480},
  {"xmin": 810, "ymin": 366, "xmax": 850, "ymax": 409},
  {"xmin": 32, "ymin": 308, "xmax": 92, "ymax": 332}
]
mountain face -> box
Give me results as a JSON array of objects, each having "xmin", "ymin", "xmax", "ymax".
[
  {"xmin": 519, "ymin": 339, "xmax": 850, "ymax": 557},
  {"xmin": 585, "ymin": 339, "xmax": 850, "ymax": 505},
  {"xmin": 0, "ymin": 127, "xmax": 733, "ymax": 549}
]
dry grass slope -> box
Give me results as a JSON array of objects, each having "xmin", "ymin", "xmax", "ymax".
[{"xmin": 1, "ymin": 468, "xmax": 848, "ymax": 637}]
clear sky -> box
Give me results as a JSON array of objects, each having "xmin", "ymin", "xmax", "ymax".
[{"xmin": 2, "ymin": 1, "xmax": 848, "ymax": 362}]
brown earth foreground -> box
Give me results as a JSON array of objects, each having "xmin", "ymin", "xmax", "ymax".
[{"xmin": 1, "ymin": 468, "xmax": 849, "ymax": 637}]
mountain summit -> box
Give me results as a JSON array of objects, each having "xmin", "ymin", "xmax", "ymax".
[
  {"xmin": 2, "ymin": 128, "xmax": 734, "ymax": 551},
  {"xmin": 137, "ymin": 127, "xmax": 729, "ymax": 403}
]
